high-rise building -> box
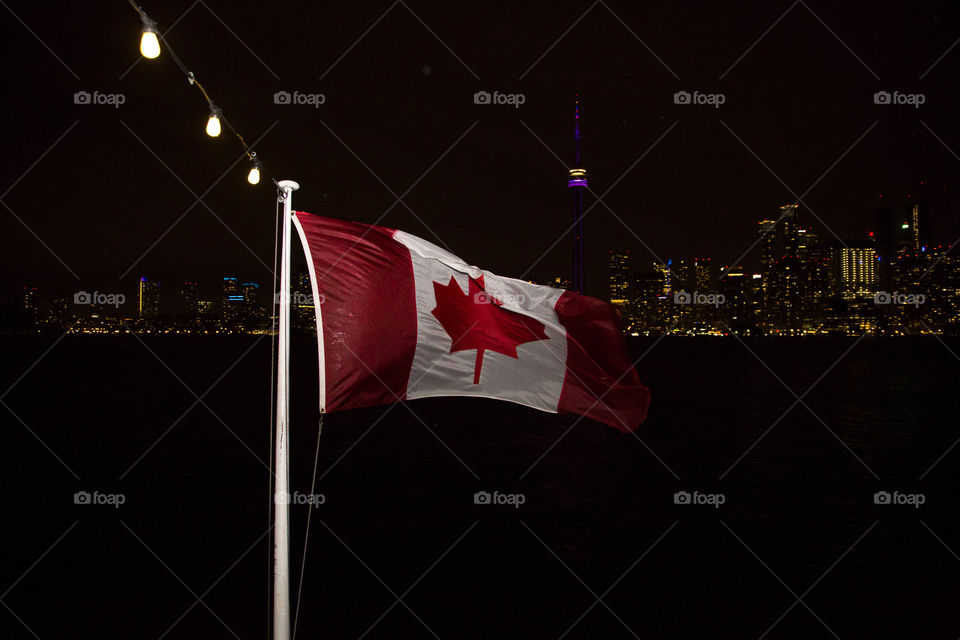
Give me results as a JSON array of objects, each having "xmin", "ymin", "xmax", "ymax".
[
  {"xmin": 222, "ymin": 277, "xmax": 243, "ymax": 327},
  {"xmin": 909, "ymin": 203, "xmax": 920, "ymax": 250},
  {"xmin": 758, "ymin": 205, "xmax": 806, "ymax": 334},
  {"xmin": 719, "ymin": 266, "xmax": 753, "ymax": 330},
  {"xmin": 18, "ymin": 287, "xmax": 39, "ymax": 328},
  {"xmin": 758, "ymin": 219, "xmax": 777, "ymax": 302},
  {"xmin": 693, "ymin": 258, "xmax": 712, "ymax": 291},
  {"xmin": 632, "ymin": 271, "xmax": 665, "ymax": 333},
  {"xmin": 139, "ymin": 277, "xmax": 160, "ymax": 317},
  {"xmin": 654, "ymin": 261, "xmax": 673, "ymax": 296},
  {"xmin": 758, "ymin": 219, "xmax": 777, "ymax": 271},
  {"xmin": 608, "ymin": 250, "xmax": 632, "ymax": 328},
  {"xmin": 242, "ymin": 282, "xmax": 259, "ymax": 308},
  {"xmin": 608, "ymin": 250, "xmax": 630, "ymax": 306},
  {"xmin": 567, "ymin": 99, "xmax": 588, "ymax": 295},
  {"xmin": 795, "ymin": 227, "xmax": 829, "ymax": 331},
  {"xmin": 48, "ymin": 296, "xmax": 70, "ymax": 328},
  {"xmin": 759, "ymin": 205, "xmax": 801, "ymax": 264},
  {"xmin": 872, "ymin": 199, "xmax": 902, "ymax": 291},
  {"xmin": 20, "ymin": 286, "xmax": 37, "ymax": 310},
  {"xmin": 670, "ymin": 257, "xmax": 717, "ymax": 331},
  {"xmin": 179, "ymin": 282, "xmax": 199, "ymax": 315},
  {"xmin": 673, "ymin": 259, "xmax": 692, "ymax": 293},
  {"xmin": 294, "ymin": 271, "xmax": 315, "ymax": 331},
  {"xmin": 778, "ymin": 204, "xmax": 800, "ymax": 252},
  {"xmin": 757, "ymin": 204, "xmax": 835, "ymax": 333},
  {"xmin": 923, "ymin": 249, "xmax": 960, "ymax": 333},
  {"xmin": 838, "ymin": 247, "xmax": 878, "ymax": 297},
  {"xmin": 242, "ymin": 282, "xmax": 262, "ymax": 326}
]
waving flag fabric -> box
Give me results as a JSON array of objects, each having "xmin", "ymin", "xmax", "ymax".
[{"xmin": 292, "ymin": 212, "xmax": 651, "ymax": 432}]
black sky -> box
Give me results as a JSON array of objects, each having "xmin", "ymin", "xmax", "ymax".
[{"xmin": 2, "ymin": 0, "xmax": 959, "ymax": 302}]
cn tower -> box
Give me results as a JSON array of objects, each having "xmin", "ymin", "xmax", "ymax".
[{"xmin": 568, "ymin": 99, "xmax": 588, "ymax": 295}]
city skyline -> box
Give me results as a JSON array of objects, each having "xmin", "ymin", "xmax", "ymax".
[
  {"xmin": 607, "ymin": 197, "xmax": 959, "ymax": 335},
  {"xmin": 6, "ymin": 188, "xmax": 957, "ymax": 336}
]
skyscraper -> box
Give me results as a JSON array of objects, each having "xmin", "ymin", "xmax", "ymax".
[
  {"xmin": 671, "ymin": 258, "xmax": 712, "ymax": 294},
  {"xmin": 242, "ymin": 282, "xmax": 259, "ymax": 308},
  {"xmin": 693, "ymin": 258, "xmax": 712, "ymax": 291},
  {"xmin": 838, "ymin": 248, "xmax": 878, "ymax": 297},
  {"xmin": 222, "ymin": 277, "xmax": 243, "ymax": 326},
  {"xmin": 654, "ymin": 260, "xmax": 673, "ymax": 296},
  {"xmin": 872, "ymin": 200, "xmax": 899, "ymax": 291},
  {"xmin": 19, "ymin": 287, "xmax": 38, "ymax": 328},
  {"xmin": 179, "ymin": 282, "xmax": 199, "ymax": 315},
  {"xmin": 242, "ymin": 282, "xmax": 262, "ymax": 326},
  {"xmin": 718, "ymin": 266, "xmax": 755, "ymax": 332},
  {"xmin": 294, "ymin": 271, "xmax": 315, "ymax": 331},
  {"xmin": 909, "ymin": 204, "xmax": 919, "ymax": 250},
  {"xmin": 633, "ymin": 270, "xmax": 665, "ymax": 333},
  {"xmin": 139, "ymin": 277, "xmax": 160, "ymax": 317},
  {"xmin": 779, "ymin": 203, "xmax": 800, "ymax": 252},
  {"xmin": 758, "ymin": 205, "xmax": 806, "ymax": 334},
  {"xmin": 567, "ymin": 99, "xmax": 588, "ymax": 295},
  {"xmin": 758, "ymin": 219, "xmax": 777, "ymax": 269},
  {"xmin": 608, "ymin": 250, "xmax": 630, "ymax": 307},
  {"xmin": 758, "ymin": 219, "xmax": 777, "ymax": 303}
]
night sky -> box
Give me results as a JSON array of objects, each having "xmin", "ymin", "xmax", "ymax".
[{"xmin": 2, "ymin": 0, "xmax": 959, "ymax": 302}]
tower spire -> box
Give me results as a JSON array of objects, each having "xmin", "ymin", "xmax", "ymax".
[
  {"xmin": 574, "ymin": 98, "xmax": 582, "ymax": 166},
  {"xmin": 568, "ymin": 97, "xmax": 588, "ymax": 295}
]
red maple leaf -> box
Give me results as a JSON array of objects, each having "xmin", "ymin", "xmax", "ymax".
[{"xmin": 431, "ymin": 275, "xmax": 549, "ymax": 384}]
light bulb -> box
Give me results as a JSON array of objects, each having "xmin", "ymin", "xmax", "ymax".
[
  {"xmin": 247, "ymin": 166, "xmax": 260, "ymax": 185},
  {"xmin": 140, "ymin": 29, "xmax": 160, "ymax": 58},
  {"xmin": 206, "ymin": 113, "xmax": 221, "ymax": 137}
]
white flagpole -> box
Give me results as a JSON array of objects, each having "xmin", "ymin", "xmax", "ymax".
[{"xmin": 274, "ymin": 179, "xmax": 299, "ymax": 640}]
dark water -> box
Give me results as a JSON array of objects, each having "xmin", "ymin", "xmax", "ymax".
[{"xmin": 1, "ymin": 335, "xmax": 959, "ymax": 639}]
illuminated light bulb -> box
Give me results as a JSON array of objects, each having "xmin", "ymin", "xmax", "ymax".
[
  {"xmin": 140, "ymin": 29, "xmax": 160, "ymax": 58},
  {"xmin": 206, "ymin": 107, "xmax": 222, "ymax": 137},
  {"xmin": 247, "ymin": 153, "xmax": 261, "ymax": 185},
  {"xmin": 139, "ymin": 15, "xmax": 160, "ymax": 59},
  {"xmin": 206, "ymin": 115, "xmax": 221, "ymax": 137}
]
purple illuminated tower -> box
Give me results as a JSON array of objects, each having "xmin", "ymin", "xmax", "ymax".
[{"xmin": 568, "ymin": 99, "xmax": 588, "ymax": 295}]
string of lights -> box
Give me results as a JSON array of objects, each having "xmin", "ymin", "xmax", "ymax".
[{"xmin": 126, "ymin": 0, "xmax": 271, "ymax": 187}]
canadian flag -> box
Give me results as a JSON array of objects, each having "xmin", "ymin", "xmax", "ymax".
[{"xmin": 293, "ymin": 212, "xmax": 651, "ymax": 432}]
